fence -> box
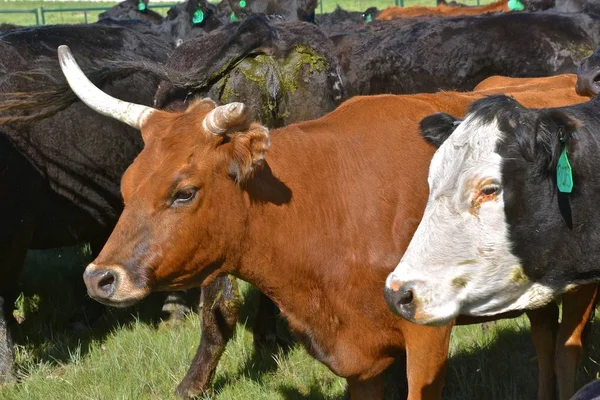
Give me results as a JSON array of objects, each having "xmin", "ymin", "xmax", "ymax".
[
  {"xmin": 0, "ymin": 3, "xmax": 176, "ymax": 26},
  {"xmin": 0, "ymin": 8, "xmax": 39, "ymax": 25}
]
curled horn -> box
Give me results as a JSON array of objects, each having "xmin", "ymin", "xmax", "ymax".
[
  {"xmin": 203, "ymin": 102, "xmax": 248, "ymax": 135},
  {"xmin": 57, "ymin": 45, "xmax": 155, "ymax": 130}
]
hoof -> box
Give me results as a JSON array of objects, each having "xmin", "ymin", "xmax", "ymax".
[{"xmin": 175, "ymin": 380, "xmax": 211, "ymax": 400}]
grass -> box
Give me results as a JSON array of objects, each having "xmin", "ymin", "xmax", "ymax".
[
  {"xmin": 0, "ymin": 0, "xmax": 497, "ymax": 26},
  {"xmin": 0, "ymin": 246, "xmax": 599, "ymax": 399}
]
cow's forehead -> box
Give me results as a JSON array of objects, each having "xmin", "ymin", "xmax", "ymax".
[{"xmin": 429, "ymin": 115, "xmax": 505, "ymax": 192}]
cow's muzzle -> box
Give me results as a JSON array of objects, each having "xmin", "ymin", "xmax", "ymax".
[
  {"xmin": 384, "ymin": 274, "xmax": 418, "ymax": 322},
  {"xmin": 83, "ymin": 263, "xmax": 148, "ymax": 308},
  {"xmin": 576, "ymin": 64, "xmax": 600, "ymax": 97}
]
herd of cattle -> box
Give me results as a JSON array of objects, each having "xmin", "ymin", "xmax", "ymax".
[{"xmin": 3, "ymin": 0, "xmax": 600, "ymax": 398}]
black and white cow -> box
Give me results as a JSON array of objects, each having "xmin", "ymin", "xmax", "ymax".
[{"xmin": 384, "ymin": 94, "xmax": 600, "ymax": 325}]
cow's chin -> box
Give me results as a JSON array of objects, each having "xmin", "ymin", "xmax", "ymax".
[
  {"xmin": 408, "ymin": 301, "xmax": 461, "ymax": 326},
  {"xmin": 90, "ymin": 288, "xmax": 151, "ymax": 309}
]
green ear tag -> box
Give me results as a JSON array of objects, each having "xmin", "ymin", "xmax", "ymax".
[
  {"xmin": 192, "ymin": 9, "xmax": 205, "ymax": 24},
  {"xmin": 239, "ymin": 0, "xmax": 247, "ymax": 8},
  {"xmin": 507, "ymin": 0, "xmax": 524, "ymax": 10},
  {"xmin": 138, "ymin": 1, "xmax": 147, "ymax": 11},
  {"xmin": 557, "ymin": 145, "xmax": 573, "ymax": 193},
  {"xmin": 229, "ymin": 12, "xmax": 239, "ymax": 21},
  {"xmin": 365, "ymin": 14, "xmax": 372, "ymax": 23}
]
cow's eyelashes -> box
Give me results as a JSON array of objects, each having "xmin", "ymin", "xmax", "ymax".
[
  {"xmin": 173, "ymin": 186, "xmax": 198, "ymax": 205},
  {"xmin": 480, "ymin": 184, "xmax": 501, "ymax": 197}
]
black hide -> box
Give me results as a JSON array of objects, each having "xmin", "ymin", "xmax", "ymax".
[
  {"xmin": 153, "ymin": 16, "xmax": 345, "ymax": 127},
  {"xmin": 466, "ymin": 95, "xmax": 600, "ymax": 286},
  {"xmin": 331, "ymin": 11, "xmax": 599, "ymax": 96}
]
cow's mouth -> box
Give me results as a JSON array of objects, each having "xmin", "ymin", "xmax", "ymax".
[{"xmin": 83, "ymin": 263, "xmax": 151, "ymax": 308}]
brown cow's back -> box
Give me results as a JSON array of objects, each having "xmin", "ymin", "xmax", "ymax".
[{"xmin": 376, "ymin": 0, "xmax": 509, "ymax": 20}]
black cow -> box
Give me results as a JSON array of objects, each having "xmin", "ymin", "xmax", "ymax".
[
  {"xmin": 227, "ymin": 0, "xmax": 317, "ymax": 22},
  {"xmin": 0, "ymin": 24, "xmax": 20, "ymax": 32},
  {"xmin": 331, "ymin": 11, "xmax": 598, "ymax": 96},
  {"xmin": 315, "ymin": 6, "xmax": 378, "ymax": 35},
  {"xmin": 153, "ymin": 17, "xmax": 345, "ymax": 127},
  {"xmin": 98, "ymin": 0, "xmax": 226, "ymax": 47},
  {"xmin": 99, "ymin": 0, "xmax": 164, "ymax": 24},
  {"xmin": 0, "ymin": 23, "xmax": 171, "ymax": 385},
  {"xmin": 576, "ymin": 45, "xmax": 600, "ymax": 96},
  {"xmin": 385, "ymin": 94, "xmax": 600, "ymax": 323}
]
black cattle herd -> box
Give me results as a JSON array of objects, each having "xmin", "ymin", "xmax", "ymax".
[{"xmin": 1, "ymin": 0, "xmax": 600, "ymax": 397}]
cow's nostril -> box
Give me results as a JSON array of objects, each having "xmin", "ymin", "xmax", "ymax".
[
  {"xmin": 97, "ymin": 270, "xmax": 116, "ymax": 295},
  {"xmin": 398, "ymin": 289, "xmax": 414, "ymax": 305}
]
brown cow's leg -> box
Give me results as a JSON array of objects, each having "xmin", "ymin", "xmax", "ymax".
[
  {"xmin": 347, "ymin": 374, "xmax": 384, "ymax": 400},
  {"xmin": 526, "ymin": 302, "xmax": 559, "ymax": 400},
  {"xmin": 175, "ymin": 275, "xmax": 241, "ymax": 399},
  {"xmin": 555, "ymin": 284, "xmax": 598, "ymax": 400},
  {"xmin": 404, "ymin": 324, "xmax": 452, "ymax": 400}
]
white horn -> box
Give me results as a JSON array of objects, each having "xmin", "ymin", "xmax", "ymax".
[
  {"xmin": 202, "ymin": 102, "xmax": 248, "ymax": 135},
  {"xmin": 57, "ymin": 45, "xmax": 155, "ymax": 130}
]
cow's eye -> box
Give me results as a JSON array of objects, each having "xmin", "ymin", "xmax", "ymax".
[
  {"xmin": 481, "ymin": 184, "xmax": 501, "ymax": 197},
  {"xmin": 173, "ymin": 186, "xmax": 197, "ymax": 204}
]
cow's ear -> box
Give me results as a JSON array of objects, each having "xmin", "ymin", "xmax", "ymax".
[
  {"xmin": 186, "ymin": 0, "xmax": 200, "ymax": 13},
  {"xmin": 228, "ymin": 123, "xmax": 270, "ymax": 183},
  {"xmin": 419, "ymin": 112, "xmax": 462, "ymax": 148},
  {"xmin": 533, "ymin": 110, "xmax": 580, "ymax": 173}
]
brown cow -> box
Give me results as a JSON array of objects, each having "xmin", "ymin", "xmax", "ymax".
[
  {"xmin": 376, "ymin": 0, "xmax": 514, "ymax": 20},
  {"xmin": 58, "ymin": 44, "xmax": 595, "ymax": 399}
]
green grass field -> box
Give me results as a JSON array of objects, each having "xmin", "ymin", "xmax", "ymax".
[
  {"xmin": 0, "ymin": 0, "xmax": 496, "ymax": 26},
  {"xmin": 0, "ymin": 246, "xmax": 599, "ymax": 399}
]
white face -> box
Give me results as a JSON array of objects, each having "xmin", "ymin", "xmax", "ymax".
[{"xmin": 384, "ymin": 114, "xmax": 558, "ymax": 325}]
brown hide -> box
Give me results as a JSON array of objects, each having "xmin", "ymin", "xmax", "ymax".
[
  {"xmin": 88, "ymin": 75, "xmax": 592, "ymax": 398},
  {"xmin": 376, "ymin": 0, "xmax": 509, "ymax": 20}
]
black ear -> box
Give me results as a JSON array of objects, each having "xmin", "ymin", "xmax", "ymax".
[
  {"xmin": 419, "ymin": 112, "xmax": 462, "ymax": 148},
  {"xmin": 533, "ymin": 110, "xmax": 580, "ymax": 173},
  {"xmin": 186, "ymin": 0, "xmax": 200, "ymax": 14}
]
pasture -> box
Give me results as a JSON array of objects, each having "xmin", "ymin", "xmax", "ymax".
[
  {"xmin": 0, "ymin": 246, "xmax": 598, "ymax": 399},
  {"xmin": 0, "ymin": 0, "xmax": 497, "ymax": 25}
]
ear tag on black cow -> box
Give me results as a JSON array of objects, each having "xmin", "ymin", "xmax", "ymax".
[
  {"xmin": 365, "ymin": 14, "xmax": 372, "ymax": 23},
  {"xmin": 239, "ymin": 0, "xmax": 247, "ymax": 8},
  {"xmin": 507, "ymin": 0, "xmax": 524, "ymax": 10},
  {"xmin": 557, "ymin": 142, "xmax": 573, "ymax": 193},
  {"xmin": 192, "ymin": 9, "xmax": 205, "ymax": 24},
  {"xmin": 138, "ymin": 0, "xmax": 147, "ymax": 12},
  {"xmin": 230, "ymin": 12, "xmax": 239, "ymax": 22}
]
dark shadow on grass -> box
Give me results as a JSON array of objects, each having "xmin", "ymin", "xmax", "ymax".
[
  {"xmin": 443, "ymin": 318, "xmax": 600, "ymax": 400},
  {"xmin": 277, "ymin": 384, "xmax": 347, "ymax": 400}
]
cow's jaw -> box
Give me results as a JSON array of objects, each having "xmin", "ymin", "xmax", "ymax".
[{"xmin": 385, "ymin": 115, "xmax": 555, "ymax": 324}]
